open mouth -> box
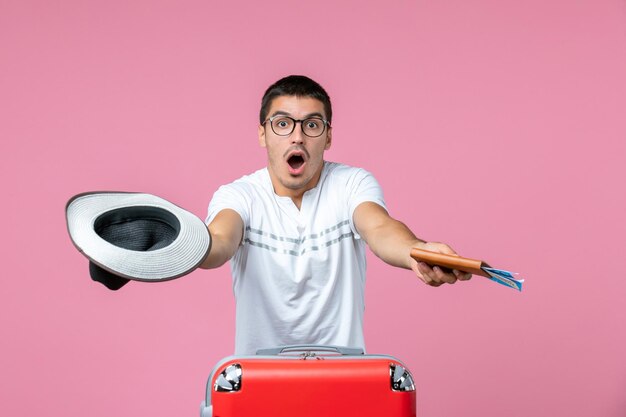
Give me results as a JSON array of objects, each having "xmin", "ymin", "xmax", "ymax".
[{"xmin": 287, "ymin": 154, "xmax": 305, "ymax": 170}]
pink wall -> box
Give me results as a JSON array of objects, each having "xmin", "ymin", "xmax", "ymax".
[{"xmin": 2, "ymin": 1, "xmax": 625, "ymax": 416}]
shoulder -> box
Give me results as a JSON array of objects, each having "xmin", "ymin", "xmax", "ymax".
[
  {"xmin": 209, "ymin": 167, "xmax": 270, "ymax": 208},
  {"xmin": 207, "ymin": 167, "xmax": 270, "ymax": 224}
]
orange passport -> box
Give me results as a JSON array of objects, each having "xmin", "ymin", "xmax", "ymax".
[
  {"xmin": 410, "ymin": 248, "xmax": 491, "ymax": 277},
  {"xmin": 410, "ymin": 248, "xmax": 524, "ymax": 291}
]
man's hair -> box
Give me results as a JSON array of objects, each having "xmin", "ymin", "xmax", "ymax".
[{"xmin": 259, "ymin": 75, "xmax": 332, "ymax": 125}]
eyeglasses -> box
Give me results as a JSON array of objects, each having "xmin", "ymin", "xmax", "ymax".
[{"xmin": 263, "ymin": 116, "xmax": 330, "ymax": 138}]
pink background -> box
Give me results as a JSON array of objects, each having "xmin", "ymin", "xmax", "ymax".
[{"xmin": 2, "ymin": 1, "xmax": 625, "ymax": 416}]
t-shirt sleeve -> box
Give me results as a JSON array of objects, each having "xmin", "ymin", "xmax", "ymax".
[
  {"xmin": 206, "ymin": 182, "xmax": 251, "ymax": 227},
  {"xmin": 347, "ymin": 168, "xmax": 387, "ymax": 239}
]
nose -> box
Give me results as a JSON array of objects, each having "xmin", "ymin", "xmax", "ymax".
[{"xmin": 290, "ymin": 121, "xmax": 305, "ymax": 144}]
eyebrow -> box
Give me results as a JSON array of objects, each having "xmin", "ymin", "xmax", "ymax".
[{"xmin": 270, "ymin": 110, "xmax": 326, "ymax": 120}]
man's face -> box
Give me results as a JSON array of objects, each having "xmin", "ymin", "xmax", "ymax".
[{"xmin": 258, "ymin": 95, "xmax": 332, "ymax": 197}]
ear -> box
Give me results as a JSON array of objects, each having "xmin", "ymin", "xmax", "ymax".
[
  {"xmin": 258, "ymin": 124, "xmax": 267, "ymax": 148},
  {"xmin": 324, "ymin": 127, "xmax": 332, "ymax": 150}
]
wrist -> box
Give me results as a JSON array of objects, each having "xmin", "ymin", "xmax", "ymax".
[{"xmin": 407, "ymin": 240, "xmax": 425, "ymax": 268}]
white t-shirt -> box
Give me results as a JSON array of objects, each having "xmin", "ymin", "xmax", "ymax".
[{"xmin": 206, "ymin": 162, "xmax": 386, "ymax": 355}]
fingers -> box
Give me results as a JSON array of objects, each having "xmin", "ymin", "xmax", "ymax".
[
  {"xmin": 414, "ymin": 262, "xmax": 437, "ymax": 286},
  {"xmin": 432, "ymin": 265, "xmax": 457, "ymax": 284},
  {"xmin": 416, "ymin": 262, "xmax": 457, "ymax": 286},
  {"xmin": 414, "ymin": 261, "xmax": 472, "ymax": 287},
  {"xmin": 453, "ymin": 269, "xmax": 473, "ymax": 281}
]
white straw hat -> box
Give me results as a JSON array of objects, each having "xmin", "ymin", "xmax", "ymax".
[{"xmin": 66, "ymin": 192, "xmax": 211, "ymax": 290}]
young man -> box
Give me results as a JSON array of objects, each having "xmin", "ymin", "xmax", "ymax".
[{"xmin": 201, "ymin": 75, "xmax": 471, "ymax": 355}]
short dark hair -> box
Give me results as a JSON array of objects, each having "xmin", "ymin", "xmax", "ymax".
[{"xmin": 259, "ymin": 75, "xmax": 332, "ymax": 125}]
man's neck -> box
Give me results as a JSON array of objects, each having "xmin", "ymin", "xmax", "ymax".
[{"xmin": 267, "ymin": 164, "xmax": 325, "ymax": 210}]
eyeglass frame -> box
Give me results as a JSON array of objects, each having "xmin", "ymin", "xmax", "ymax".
[{"xmin": 262, "ymin": 115, "xmax": 331, "ymax": 138}]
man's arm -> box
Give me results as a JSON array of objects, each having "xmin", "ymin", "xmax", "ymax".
[
  {"xmin": 199, "ymin": 209, "xmax": 244, "ymax": 269},
  {"xmin": 353, "ymin": 202, "xmax": 471, "ymax": 286}
]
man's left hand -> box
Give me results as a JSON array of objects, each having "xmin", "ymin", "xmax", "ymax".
[{"xmin": 410, "ymin": 242, "xmax": 473, "ymax": 287}]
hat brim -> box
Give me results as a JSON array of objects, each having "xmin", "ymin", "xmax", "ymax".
[{"xmin": 66, "ymin": 192, "xmax": 211, "ymax": 282}]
